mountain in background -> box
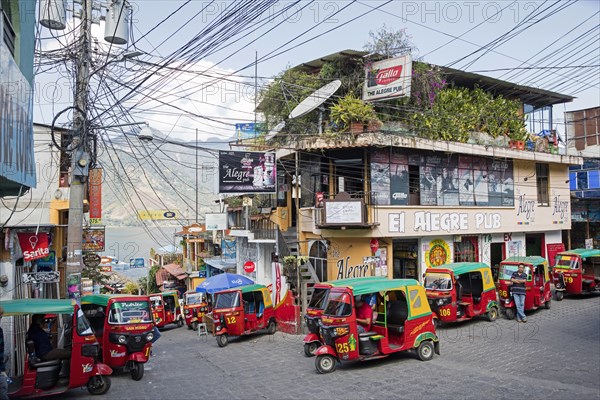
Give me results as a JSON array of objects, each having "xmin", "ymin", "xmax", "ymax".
[{"xmin": 97, "ymin": 136, "xmax": 232, "ymax": 226}]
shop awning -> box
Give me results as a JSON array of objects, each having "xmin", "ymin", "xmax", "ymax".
[
  {"xmin": 162, "ymin": 263, "xmax": 188, "ymax": 280},
  {"xmin": 204, "ymin": 258, "xmax": 237, "ymax": 272}
]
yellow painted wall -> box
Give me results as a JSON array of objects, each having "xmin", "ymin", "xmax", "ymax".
[{"xmin": 326, "ymin": 237, "xmax": 379, "ymax": 281}]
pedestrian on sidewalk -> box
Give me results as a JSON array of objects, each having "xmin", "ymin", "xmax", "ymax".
[{"xmin": 510, "ymin": 264, "xmax": 528, "ymax": 322}]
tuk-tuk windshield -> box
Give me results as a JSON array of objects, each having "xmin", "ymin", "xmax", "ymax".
[
  {"xmin": 555, "ymin": 255, "xmax": 580, "ymax": 269},
  {"xmin": 308, "ymin": 288, "xmax": 328, "ymax": 309},
  {"xmin": 499, "ymin": 264, "xmax": 531, "ymax": 280},
  {"xmin": 150, "ymin": 296, "xmax": 163, "ymax": 307},
  {"xmin": 215, "ymin": 291, "xmax": 240, "ymax": 308},
  {"xmin": 185, "ymin": 293, "xmax": 204, "ymax": 305},
  {"xmin": 425, "ymin": 273, "xmax": 453, "ymax": 291},
  {"xmin": 109, "ymin": 301, "xmax": 152, "ymax": 324},
  {"xmin": 323, "ymin": 292, "xmax": 352, "ymax": 317}
]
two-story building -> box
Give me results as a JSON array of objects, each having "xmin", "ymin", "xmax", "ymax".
[{"xmin": 227, "ymin": 50, "xmax": 581, "ymax": 296}]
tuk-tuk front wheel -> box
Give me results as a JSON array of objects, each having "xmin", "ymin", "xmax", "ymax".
[
  {"xmin": 555, "ymin": 291, "xmax": 564, "ymax": 301},
  {"xmin": 87, "ymin": 375, "xmax": 111, "ymax": 395},
  {"xmin": 267, "ymin": 320, "xmax": 277, "ymax": 335},
  {"xmin": 216, "ymin": 334, "xmax": 229, "ymax": 347},
  {"xmin": 544, "ymin": 299, "xmax": 551, "ymax": 309},
  {"xmin": 304, "ymin": 342, "xmax": 319, "ymax": 357},
  {"xmin": 315, "ymin": 354, "xmax": 337, "ymax": 374},
  {"xmin": 487, "ymin": 307, "xmax": 498, "ymax": 322},
  {"xmin": 177, "ymin": 318, "xmax": 184, "ymax": 328},
  {"xmin": 503, "ymin": 307, "xmax": 516, "ymax": 320},
  {"xmin": 130, "ymin": 361, "xmax": 144, "ymax": 381},
  {"xmin": 191, "ymin": 321, "xmax": 198, "ymax": 331},
  {"xmin": 417, "ymin": 341, "xmax": 435, "ymax": 361}
]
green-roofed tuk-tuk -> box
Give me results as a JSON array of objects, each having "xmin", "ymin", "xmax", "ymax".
[
  {"xmin": 552, "ymin": 248, "xmax": 600, "ymax": 300},
  {"xmin": 81, "ymin": 294, "xmax": 154, "ymax": 381},
  {"xmin": 497, "ymin": 257, "xmax": 551, "ymax": 319},
  {"xmin": 424, "ymin": 262, "xmax": 498, "ymax": 325},
  {"xmin": 2, "ymin": 298, "xmax": 112, "ymax": 397},
  {"xmin": 303, "ymin": 277, "xmax": 389, "ymax": 357},
  {"xmin": 212, "ymin": 284, "xmax": 276, "ymax": 347},
  {"xmin": 314, "ymin": 279, "xmax": 439, "ymax": 374},
  {"xmin": 149, "ymin": 291, "xmax": 184, "ymax": 328}
]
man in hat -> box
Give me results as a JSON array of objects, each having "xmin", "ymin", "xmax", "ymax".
[{"xmin": 27, "ymin": 314, "xmax": 71, "ymax": 361}]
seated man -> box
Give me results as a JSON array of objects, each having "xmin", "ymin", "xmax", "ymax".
[
  {"xmin": 27, "ymin": 314, "xmax": 71, "ymax": 361},
  {"xmin": 354, "ymin": 296, "xmax": 373, "ymax": 334}
]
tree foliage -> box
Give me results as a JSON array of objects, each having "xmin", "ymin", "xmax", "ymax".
[{"xmin": 363, "ymin": 25, "xmax": 416, "ymax": 58}]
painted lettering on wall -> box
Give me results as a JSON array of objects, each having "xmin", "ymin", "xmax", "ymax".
[
  {"xmin": 388, "ymin": 212, "xmax": 405, "ymax": 232},
  {"xmin": 552, "ymin": 195, "xmax": 569, "ymax": 219},
  {"xmin": 516, "ymin": 194, "xmax": 535, "ymax": 221},
  {"xmin": 336, "ymin": 257, "xmax": 370, "ymax": 280},
  {"xmin": 414, "ymin": 212, "xmax": 468, "ymax": 233},
  {"xmin": 475, "ymin": 213, "xmax": 501, "ymax": 229}
]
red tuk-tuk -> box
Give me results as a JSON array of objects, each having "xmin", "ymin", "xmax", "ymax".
[
  {"xmin": 497, "ymin": 257, "xmax": 551, "ymax": 319},
  {"xmin": 150, "ymin": 291, "xmax": 184, "ymax": 328},
  {"xmin": 4, "ymin": 299, "xmax": 112, "ymax": 397},
  {"xmin": 212, "ymin": 284, "xmax": 276, "ymax": 347},
  {"xmin": 304, "ymin": 277, "xmax": 388, "ymax": 357},
  {"xmin": 314, "ymin": 279, "xmax": 439, "ymax": 374},
  {"xmin": 183, "ymin": 291, "xmax": 210, "ymax": 330},
  {"xmin": 552, "ymin": 248, "xmax": 600, "ymax": 300},
  {"xmin": 424, "ymin": 262, "xmax": 499, "ymax": 325},
  {"xmin": 81, "ymin": 294, "xmax": 154, "ymax": 380}
]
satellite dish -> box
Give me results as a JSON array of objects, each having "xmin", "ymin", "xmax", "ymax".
[
  {"xmin": 288, "ymin": 80, "xmax": 341, "ymax": 119},
  {"xmin": 264, "ymin": 121, "xmax": 286, "ymax": 141}
]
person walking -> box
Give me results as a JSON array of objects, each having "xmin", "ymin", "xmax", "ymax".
[
  {"xmin": 0, "ymin": 306, "xmax": 9, "ymax": 400},
  {"xmin": 511, "ymin": 264, "xmax": 528, "ymax": 322}
]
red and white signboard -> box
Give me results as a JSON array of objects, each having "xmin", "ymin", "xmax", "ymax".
[
  {"xmin": 88, "ymin": 168, "xmax": 102, "ymax": 224},
  {"xmin": 243, "ymin": 261, "xmax": 256, "ymax": 273},
  {"xmin": 370, "ymin": 238, "xmax": 379, "ymax": 253},
  {"xmin": 363, "ymin": 54, "xmax": 412, "ymax": 102},
  {"xmin": 17, "ymin": 233, "xmax": 50, "ymax": 262}
]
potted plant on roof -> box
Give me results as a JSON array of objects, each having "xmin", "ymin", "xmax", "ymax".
[{"xmin": 330, "ymin": 94, "xmax": 380, "ymax": 134}]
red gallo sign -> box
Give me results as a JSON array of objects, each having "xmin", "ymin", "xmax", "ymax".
[
  {"xmin": 243, "ymin": 261, "xmax": 256, "ymax": 273},
  {"xmin": 370, "ymin": 239, "xmax": 379, "ymax": 253},
  {"xmin": 373, "ymin": 66, "xmax": 402, "ymax": 86},
  {"xmin": 17, "ymin": 233, "xmax": 50, "ymax": 262}
]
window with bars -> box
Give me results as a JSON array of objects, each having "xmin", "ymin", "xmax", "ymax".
[
  {"xmin": 536, "ymin": 163, "xmax": 549, "ymax": 206},
  {"xmin": 453, "ymin": 236, "xmax": 479, "ymax": 262}
]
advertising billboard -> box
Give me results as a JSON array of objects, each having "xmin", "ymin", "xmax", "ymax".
[
  {"xmin": 88, "ymin": 168, "xmax": 102, "ymax": 224},
  {"xmin": 82, "ymin": 227, "xmax": 105, "ymax": 251},
  {"xmin": 206, "ymin": 213, "xmax": 227, "ymax": 230},
  {"xmin": 363, "ymin": 54, "xmax": 412, "ymax": 102},
  {"xmin": 219, "ymin": 151, "xmax": 276, "ymax": 193}
]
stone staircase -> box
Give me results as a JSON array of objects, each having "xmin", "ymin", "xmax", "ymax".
[{"xmin": 278, "ymin": 227, "xmax": 320, "ymax": 307}]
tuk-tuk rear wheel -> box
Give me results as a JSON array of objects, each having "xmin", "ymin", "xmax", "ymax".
[
  {"xmin": 503, "ymin": 308, "xmax": 516, "ymax": 320},
  {"xmin": 87, "ymin": 375, "xmax": 111, "ymax": 395},
  {"xmin": 216, "ymin": 334, "xmax": 229, "ymax": 347},
  {"xmin": 544, "ymin": 299, "xmax": 551, "ymax": 309},
  {"xmin": 304, "ymin": 342, "xmax": 318, "ymax": 357},
  {"xmin": 130, "ymin": 361, "xmax": 144, "ymax": 381},
  {"xmin": 267, "ymin": 320, "xmax": 277, "ymax": 335},
  {"xmin": 487, "ymin": 307, "xmax": 498, "ymax": 322},
  {"xmin": 417, "ymin": 341, "xmax": 435, "ymax": 361},
  {"xmin": 555, "ymin": 291, "xmax": 564, "ymax": 301},
  {"xmin": 315, "ymin": 355, "xmax": 337, "ymax": 374}
]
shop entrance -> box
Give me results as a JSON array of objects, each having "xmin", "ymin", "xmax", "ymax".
[
  {"xmin": 525, "ymin": 233, "xmax": 545, "ymax": 257},
  {"xmin": 490, "ymin": 242, "xmax": 505, "ymax": 282},
  {"xmin": 392, "ymin": 239, "xmax": 418, "ymax": 280}
]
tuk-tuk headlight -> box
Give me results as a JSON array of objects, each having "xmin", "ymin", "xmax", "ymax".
[
  {"xmin": 216, "ymin": 326, "xmax": 221, "ymax": 332},
  {"xmin": 146, "ymin": 332, "xmax": 154, "ymax": 342},
  {"xmin": 184, "ymin": 309, "xmax": 189, "ymax": 314},
  {"xmin": 505, "ymin": 298, "xmax": 510, "ymax": 304},
  {"xmin": 200, "ymin": 307, "xmax": 207, "ymax": 312},
  {"xmin": 118, "ymin": 335, "xmax": 127, "ymax": 344},
  {"xmin": 437, "ymin": 299, "xmax": 445, "ymax": 306}
]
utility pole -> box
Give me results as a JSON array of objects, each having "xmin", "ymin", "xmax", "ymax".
[{"xmin": 66, "ymin": 0, "xmax": 93, "ymax": 298}]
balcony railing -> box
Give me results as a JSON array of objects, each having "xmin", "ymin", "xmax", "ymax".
[
  {"xmin": 249, "ymin": 216, "xmax": 277, "ymax": 240},
  {"xmin": 314, "ymin": 191, "xmax": 379, "ymax": 229}
]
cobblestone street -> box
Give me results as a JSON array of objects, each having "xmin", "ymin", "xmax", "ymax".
[{"xmin": 65, "ymin": 294, "xmax": 600, "ymax": 400}]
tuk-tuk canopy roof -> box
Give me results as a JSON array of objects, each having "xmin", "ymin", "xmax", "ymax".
[
  {"xmin": 334, "ymin": 279, "xmax": 419, "ymax": 296},
  {"xmin": 558, "ymin": 249, "xmax": 600, "ymax": 258},
  {"xmin": 501, "ymin": 256, "xmax": 547, "ymax": 266},
  {"xmin": 0, "ymin": 298, "xmax": 75, "ymax": 316},
  {"xmin": 430, "ymin": 262, "xmax": 490, "ymax": 276},
  {"xmin": 81, "ymin": 294, "xmax": 149, "ymax": 307},
  {"xmin": 239, "ymin": 284, "xmax": 267, "ymax": 293},
  {"xmin": 323, "ymin": 276, "xmax": 388, "ymax": 287}
]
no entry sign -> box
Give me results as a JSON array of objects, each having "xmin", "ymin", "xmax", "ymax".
[{"xmin": 243, "ymin": 261, "xmax": 256, "ymax": 273}]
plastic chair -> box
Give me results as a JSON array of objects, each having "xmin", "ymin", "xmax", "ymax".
[{"xmin": 197, "ymin": 323, "xmax": 208, "ymax": 340}]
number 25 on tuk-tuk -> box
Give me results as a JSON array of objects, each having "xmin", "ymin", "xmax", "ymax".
[
  {"xmin": 212, "ymin": 284, "xmax": 276, "ymax": 347},
  {"xmin": 81, "ymin": 294, "xmax": 155, "ymax": 381},
  {"xmin": 552, "ymin": 249, "xmax": 600, "ymax": 300},
  {"xmin": 3, "ymin": 299, "xmax": 112, "ymax": 397},
  {"xmin": 497, "ymin": 257, "xmax": 551, "ymax": 319},
  {"xmin": 314, "ymin": 279, "xmax": 439, "ymax": 374}
]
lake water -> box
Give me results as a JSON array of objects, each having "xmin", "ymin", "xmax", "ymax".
[{"xmin": 102, "ymin": 225, "xmax": 181, "ymax": 266}]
